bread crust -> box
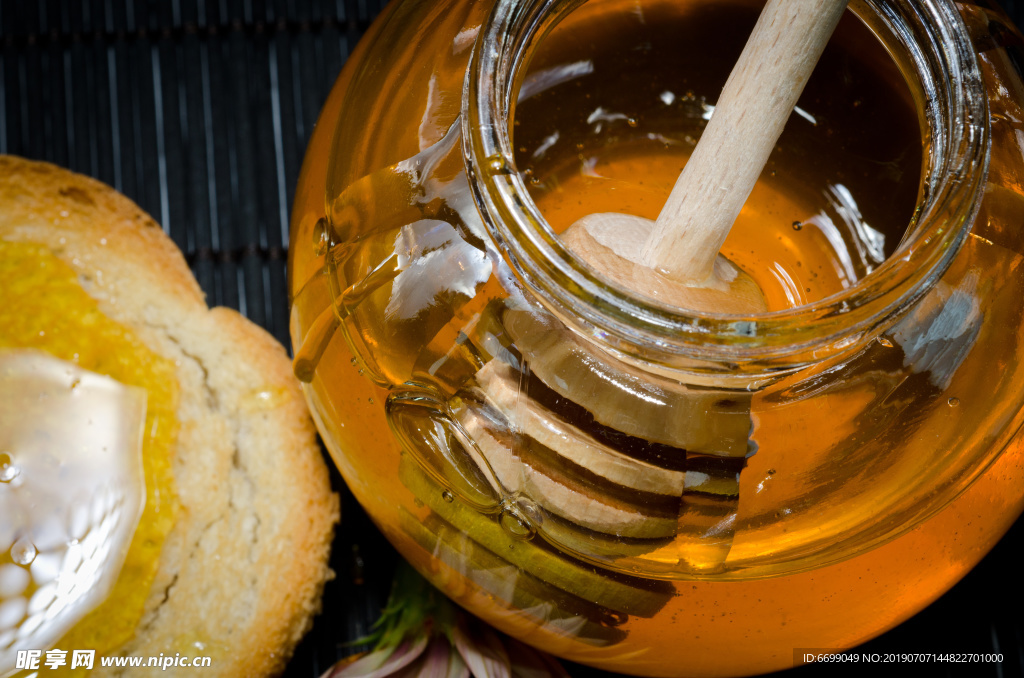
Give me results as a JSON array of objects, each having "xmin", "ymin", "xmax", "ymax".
[{"xmin": 0, "ymin": 155, "xmax": 339, "ymax": 676}]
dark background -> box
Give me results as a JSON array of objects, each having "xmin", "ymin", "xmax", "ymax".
[{"xmin": 1, "ymin": 1, "xmax": 1022, "ymax": 676}]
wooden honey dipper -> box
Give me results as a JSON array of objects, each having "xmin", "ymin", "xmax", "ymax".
[{"xmin": 561, "ymin": 0, "xmax": 849, "ymax": 314}]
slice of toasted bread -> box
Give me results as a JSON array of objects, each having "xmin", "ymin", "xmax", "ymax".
[{"xmin": 0, "ymin": 155, "xmax": 339, "ymax": 677}]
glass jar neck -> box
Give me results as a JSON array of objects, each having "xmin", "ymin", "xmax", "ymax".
[{"xmin": 463, "ymin": 0, "xmax": 989, "ymax": 382}]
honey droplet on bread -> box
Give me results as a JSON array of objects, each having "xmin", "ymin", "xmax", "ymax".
[{"xmin": 0, "ymin": 241, "xmax": 180, "ymax": 665}]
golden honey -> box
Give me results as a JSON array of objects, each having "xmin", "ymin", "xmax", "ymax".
[
  {"xmin": 290, "ymin": 0, "xmax": 1024, "ymax": 674},
  {"xmin": 0, "ymin": 242, "xmax": 179, "ymax": 673}
]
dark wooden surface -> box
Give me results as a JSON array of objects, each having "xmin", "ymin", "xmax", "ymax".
[{"xmin": 1, "ymin": 1, "xmax": 1022, "ymax": 676}]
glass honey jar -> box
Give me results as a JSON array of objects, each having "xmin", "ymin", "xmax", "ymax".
[{"xmin": 289, "ymin": 0, "xmax": 1024, "ymax": 674}]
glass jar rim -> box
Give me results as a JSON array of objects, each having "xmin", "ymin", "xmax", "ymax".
[{"xmin": 463, "ymin": 0, "xmax": 990, "ymax": 374}]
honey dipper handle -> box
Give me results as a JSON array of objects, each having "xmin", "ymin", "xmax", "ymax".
[{"xmin": 641, "ymin": 0, "xmax": 848, "ymax": 283}]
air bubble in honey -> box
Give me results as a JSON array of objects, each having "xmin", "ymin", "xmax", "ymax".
[
  {"xmin": 10, "ymin": 538, "xmax": 37, "ymax": 567},
  {"xmin": 0, "ymin": 454, "xmax": 18, "ymax": 483}
]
